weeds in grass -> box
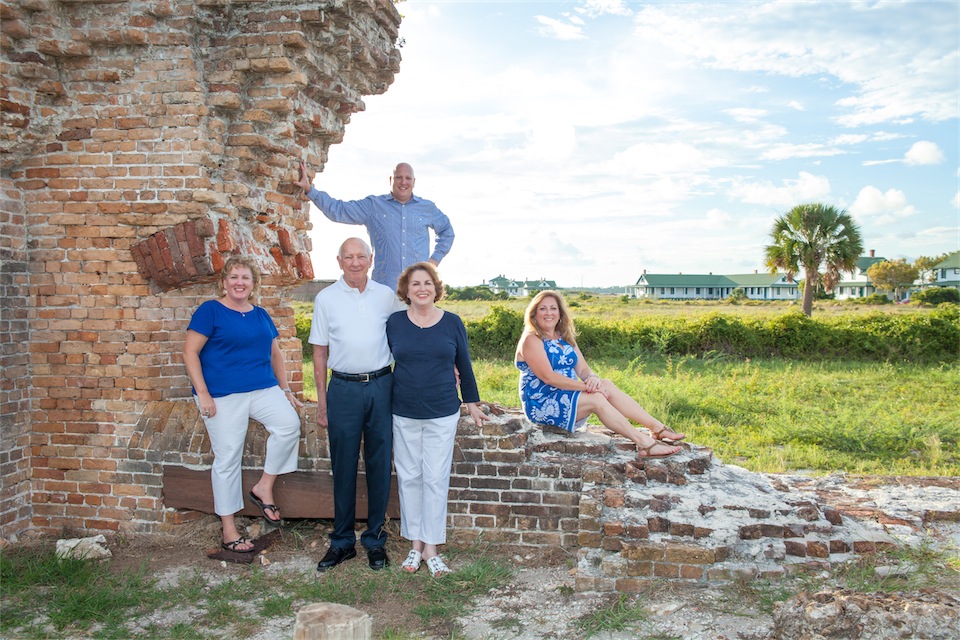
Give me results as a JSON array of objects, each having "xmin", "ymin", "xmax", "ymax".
[
  {"xmin": 0, "ymin": 544, "xmax": 513, "ymax": 639},
  {"xmin": 0, "ymin": 546, "xmax": 160, "ymax": 635},
  {"xmin": 721, "ymin": 576, "xmax": 797, "ymax": 615},
  {"xmin": 576, "ymin": 593, "xmax": 648, "ymax": 638},
  {"xmin": 835, "ymin": 538, "xmax": 959, "ymax": 593},
  {"xmin": 490, "ymin": 614, "xmax": 523, "ymax": 632}
]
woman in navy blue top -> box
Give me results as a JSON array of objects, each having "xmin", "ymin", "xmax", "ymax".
[
  {"xmin": 386, "ymin": 262, "xmax": 488, "ymax": 577},
  {"xmin": 183, "ymin": 256, "xmax": 302, "ymax": 553}
]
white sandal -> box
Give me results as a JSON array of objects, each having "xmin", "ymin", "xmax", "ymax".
[
  {"xmin": 425, "ymin": 555, "xmax": 451, "ymax": 577},
  {"xmin": 401, "ymin": 549, "xmax": 422, "ymax": 573}
]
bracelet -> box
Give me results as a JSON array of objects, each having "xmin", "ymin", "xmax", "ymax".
[{"xmin": 281, "ymin": 388, "xmax": 292, "ymax": 393}]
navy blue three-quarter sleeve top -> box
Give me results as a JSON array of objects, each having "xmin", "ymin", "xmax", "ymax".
[{"xmin": 386, "ymin": 310, "xmax": 480, "ymax": 420}]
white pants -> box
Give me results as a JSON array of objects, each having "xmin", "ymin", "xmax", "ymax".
[
  {"xmin": 392, "ymin": 412, "xmax": 459, "ymax": 545},
  {"xmin": 197, "ymin": 386, "xmax": 301, "ymax": 516}
]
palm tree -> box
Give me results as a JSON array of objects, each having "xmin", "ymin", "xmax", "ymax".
[{"xmin": 765, "ymin": 203, "xmax": 864, "ymax": 317}]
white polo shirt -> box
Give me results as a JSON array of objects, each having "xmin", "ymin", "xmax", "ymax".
[{"xmin": 308, "ymin": 277, "xmax": 397, "ymax": 374}]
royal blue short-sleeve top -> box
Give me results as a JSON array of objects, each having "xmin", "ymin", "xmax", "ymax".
[{"xmin": 187, "ymin": 300, "xmax": 280, "ymax": 397}]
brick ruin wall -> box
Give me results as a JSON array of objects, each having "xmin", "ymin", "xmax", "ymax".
[
  {"xmin": 144, "ymin": 401, "xmax": 909, "ymax": 592},
  {"xmin": 0, "ymin": 0, "xmax": 402, "ymax": 538}
]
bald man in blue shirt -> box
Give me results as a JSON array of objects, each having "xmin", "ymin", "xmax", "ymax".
[{"xmin": 296, "ymin": 161, "xmax": 455, "ymax": 291}]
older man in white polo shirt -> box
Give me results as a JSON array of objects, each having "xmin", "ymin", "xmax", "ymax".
[{"xmin": 309, "ymin": 237, "xmax": 398, "ymax": 572}]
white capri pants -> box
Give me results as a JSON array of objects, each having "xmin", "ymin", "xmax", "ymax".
[
  {"xmin": 392, "ymin": 411, "xmax": 459, "ymax": 545},
  {"xmin": 197, "ymin": 386, "xmax": 301, "ymax": 516}
]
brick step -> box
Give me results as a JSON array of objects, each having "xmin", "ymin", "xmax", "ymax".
[{"xmin": 626, "ymin": 442, "xmax": 715, "ymax": 485}]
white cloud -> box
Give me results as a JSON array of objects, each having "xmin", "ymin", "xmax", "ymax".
[
  {"xmin": 725, "ymin": 107, "xmax": 768, "ymax": 123},
  {"xmin": 831, "ymin": 134, "xmax": 868, "ymax": 145},
  {"xmin": 952, "ymin": 191, "xmax": 960, "ymax": 209},
  {"xmin": 704, "ymin": 208, "xmax": 732, "ymax": 228},
  {"xmin": 787, "ymin": 100, "xmax": 805, "ymax": 111},
  {"xmin": 904, "ymin": 140, "xmax": 945, "ymax": 165},
  {"xmin": 729, "ymin": 171, "xmax": 832, "ymax": 206},
  {"xmin": 629, "ymin": 1, "xmax": 959, "ymax": 127},
  {"xmin": 575, "ymin": 0, "xmax": 632, "ymax": 18},
  {"xmin": 849, "ymin": 186, "xmax": 918, "ymax": 223},
  {"xmin": 609, "ymin": 142, "xmax": 722, "ymax": 176},
  {"xmin": 534, "ymin": 15, "xmax": 585, "ymax": 40},
  {"xmin": 761, "ymin": 144, "xmax": 845, "ymax": 161}
]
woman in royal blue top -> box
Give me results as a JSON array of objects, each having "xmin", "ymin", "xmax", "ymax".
[
  {"xmin": 516, "ymin": 290, "xmax": 683, "ymax": 459},
  {"xmin": 182, "ymin": 256, "xmax": 302, "ymax": 553},
  {"xmin": 386, "ymin": 262, "xmax": 488, "ymax": 577}
]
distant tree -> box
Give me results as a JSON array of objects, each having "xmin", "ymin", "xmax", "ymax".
[
  {"xmin": 726, "ymin": 287, "xmax": 747, "ymax": 303},
  {"xmin": 445, "ymin": 285, "xmax": 507, "ymax": 301},
  {"xmin": 867, "ymin": 259, "xmax": 919, "ymax": 301},
  {"xmin": 914, "ymin": 253, "xmax": 949, "ymax": 284},
  {"xmin": 765, "ymin": 203, "xmax": 864, "ymax": 317}
]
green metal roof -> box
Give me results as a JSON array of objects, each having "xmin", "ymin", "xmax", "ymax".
[
  {"xmin": 635, "ymin": 273, "xmax": 795, "ymax": 288},
  {"xmin": 935, "ymin": 251, "xmax": 960, "ymax": 269}
]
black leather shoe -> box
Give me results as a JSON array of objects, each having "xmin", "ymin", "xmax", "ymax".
[
  {"xmin": 316, "ymin": 546, "xmax": 356, "ymax": 572},
  {"xmin": 367, "ymin": 546, "xmax": 389, "ymax": 571}
]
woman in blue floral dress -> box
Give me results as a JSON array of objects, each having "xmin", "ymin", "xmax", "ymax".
[{"xmin": 515, "ymin": 291, "xmax": 683, "ymax": 458}]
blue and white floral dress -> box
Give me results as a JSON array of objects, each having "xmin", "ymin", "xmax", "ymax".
[{"xmin": 516, "ymin": 338, "xmax": 586, "ymax": 432}]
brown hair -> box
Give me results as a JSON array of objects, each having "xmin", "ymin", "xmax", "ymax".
[
  {"xmin": 216, "ymin": 255, "xmax": 261, "ymax": 301},
  {"xmin": 396, "ymin": 262, "xmax": 445, "ymax": 305},
  {"xmin": 523, "ymin": 290, "xmax": 577, "ymax": 345}
]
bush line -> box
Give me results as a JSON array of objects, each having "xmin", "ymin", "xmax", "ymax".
[{"xmin": 295, "ymin": 304, "xmax": 959, "ymax": 363}]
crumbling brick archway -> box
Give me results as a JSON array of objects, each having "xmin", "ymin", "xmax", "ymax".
[{"xmin": 0, "ymin": 0, "xmax": 402, "ymax": 538}]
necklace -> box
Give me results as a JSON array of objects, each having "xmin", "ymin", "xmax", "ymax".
[
  {"xmin": 220, "ymin": 299, "xmax": 252, "ymax": 317},
  {"xmin": 408, "ymin": 308, "xmax": 438, "ymax": 329}
]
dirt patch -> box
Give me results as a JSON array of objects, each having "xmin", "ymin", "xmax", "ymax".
[{"xmin": 13, "ymin": 474, "xmax": 960, "ymax": 639}]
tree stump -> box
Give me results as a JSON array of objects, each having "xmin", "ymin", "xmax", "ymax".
[{"xmin": 293, "ymin": 603, "xmax": 372, "ymax": 640}]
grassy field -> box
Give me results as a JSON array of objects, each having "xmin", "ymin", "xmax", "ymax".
[
  {"xmin": 294, "ymin": 298, "xmax": 958, "ymax": 476},
  {"xmin": 291, "ymin": 294, "xmax": 934, "ymax": 322}
]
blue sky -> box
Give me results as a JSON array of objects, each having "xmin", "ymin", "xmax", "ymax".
[{"xmin": 306, "ymin": 0, "xmax": 959, "ymax": 288}]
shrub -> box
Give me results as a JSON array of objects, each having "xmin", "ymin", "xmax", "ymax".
[
  {"xmin": 912, "ymin": 287, "xmax": 960, "ymax": 306},
  {"xmin": 459, "ymin": 306, "xmax": 959, "ymax": 363},
  {"xmin": 295, "ymin": 311, "xmax": 312, "ymax": 360},
  {"xmin": 854, "ymin": 293, "xmax": 892, "ymax": 305},
  {"xmin": 464, "ymin": 305, "xmax": 524, "ymax": 360},
  {"xmin": 726, "ymin": 287, "xmax": 747, "ymax": 303}
]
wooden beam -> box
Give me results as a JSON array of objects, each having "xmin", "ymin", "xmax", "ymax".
[{"xmin": 162, "ymin": 466, "xmax": 400, "ymax": 519}]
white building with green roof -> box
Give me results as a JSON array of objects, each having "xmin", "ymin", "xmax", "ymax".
[
  {"xmin": 629, "ymin": 272, "xmax": 799, "ymax": 301},
  {"xmin": 486, "ymin": 275, "xmax": 558, "ymax": 298},
  {"xmin": 932, "ymin": 251, "xmax": 960, "ymax": 291},
  {"xmin": 834, "ymin": 250, "xmax": 887, "ymax": 300}
]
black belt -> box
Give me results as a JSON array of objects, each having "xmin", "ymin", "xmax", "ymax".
[{"xmin": 331, "ymin": 366, "xmax": 392, "ymax": 382}]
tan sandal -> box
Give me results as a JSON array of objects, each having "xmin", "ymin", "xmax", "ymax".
[
  {"xmin": 637, "ymin": 440, "xmax": 680, "ymax": 459},
  {"xmin": 651, "ymin": 425, "xmax": 686, "ymax": 443}
]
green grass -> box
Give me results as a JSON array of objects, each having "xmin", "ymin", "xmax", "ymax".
[
  {"xmin": 576, "ymin": 593, "xmax": 648, "ymax": 638},
  {"xmin": 0, "ymin": 544, "xmax": 513, "ymax": 639},
  {"xmin": 303, "ymin": 355, "xmax": 959, "ymax": 476},
  {"xmin": 0, "ymin": 548, "xmax": 162, "ymax": 636}
]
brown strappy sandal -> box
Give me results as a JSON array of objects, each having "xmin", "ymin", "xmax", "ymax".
[
  {"xmin": 637, "ymin": 440, "xmax": 681, "ymax": 459},
  {"xmin": 651, "ymin": 425, "xmax": 686, "ymax": 443}
]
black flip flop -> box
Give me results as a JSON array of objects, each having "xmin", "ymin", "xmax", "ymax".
[
  {"xmin": 221, "ymin": 536, "xmax": 256, "ymax": 553},
  {"xmin": 247, "ymin": 490, "xmax": 282, "ymax": 523}
]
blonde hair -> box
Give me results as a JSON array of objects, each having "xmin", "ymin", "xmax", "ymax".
[
  {"xmin": 523, "ymin": 290, "xmax": 577, "ymax": 345},
  {"xmin": 396, "ymin": 262, "xmax": 445, "ymax": 305},
  {"xmin": 217, "ymin": 255, "xmax": 261, "ymax": 301}
]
